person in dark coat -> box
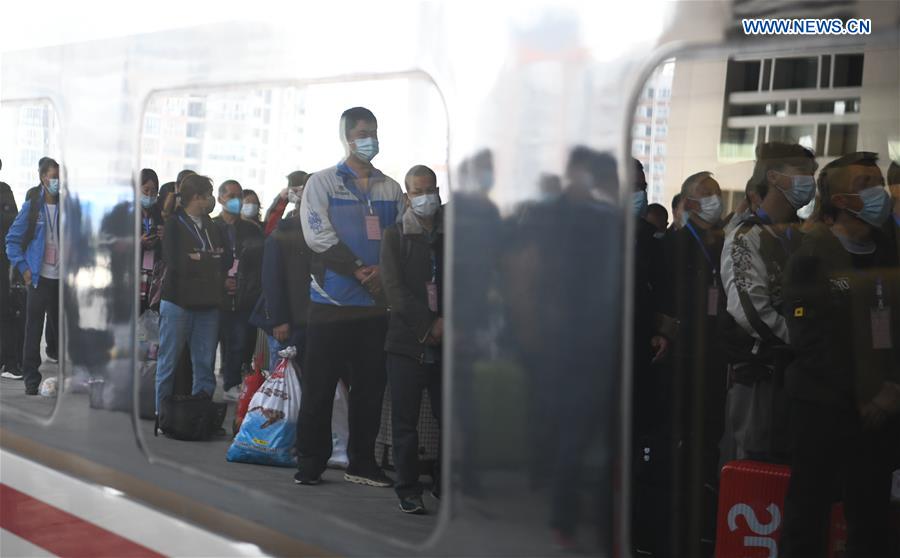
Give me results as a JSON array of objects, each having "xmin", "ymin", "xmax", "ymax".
[{"xmin": 380, "ymin": 165, "xmax": 444, "ymax": 514}]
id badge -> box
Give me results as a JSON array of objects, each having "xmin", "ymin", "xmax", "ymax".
[
  {"xmin": 871, "ymin": 307, "xmax": 892, "ymax": 349},
  {"xmin": 426, "ymin": 281, "xmax": 438, "ymax": 312},
  {"xmin": 707, "ymin": 286, "xmax": 719, "ymax": 316},
  {"xmin": 44, "ymin": 245, "xmax": 58, "ymax": 265},
  {"xmin": 228, "ymin": 258, "xmax": 240, "ymax": 278},
  {"xmin": 365, "ymin": 215, "xmax": 382, "ymax": 241},
  {"xmin": 142, "ymin": 250, "xmax": 155, "ymax": 271}
]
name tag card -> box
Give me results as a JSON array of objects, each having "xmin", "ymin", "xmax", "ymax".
[
  {"xmin": 871, "ymin": 307, "xmax": 893, "ymax": 349},
  {"xmin": 365, "ymin": 215, "xmax": 382, "ymax": 241},
  {"xmin": 44, "ymin": 245, "xmax": 58, "ymax": 265},
  {"xmin": 707, "ymin": 286, "xmax": 719, "ymax": 316},
  {"xmin": 142, "ymin": 250, "xmax": 155, "ymax": 271},
  {"xmin": 426, "ymin": 282, "xmax": 438, "ymax": 312}
]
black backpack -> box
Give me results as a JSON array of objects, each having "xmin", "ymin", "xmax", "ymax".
[{"xmin": 155, "ymin": 393, "xmax": 227, "ymax": 441}]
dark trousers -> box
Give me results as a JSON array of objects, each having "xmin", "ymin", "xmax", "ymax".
[
  {"xmin": 23, "ymin": 278, "xmax": 59, "ymax": 391},
  {"xmin": 781, "ymin": 399, "xmax": 900, "ymax": 558},
  {"xmin": 218, "ymin": 309, "xmax": 250, "ymax": 391},
  {"xmin": 296, "ymin": 303, "xmax": 388, "ymax": 477},
  {"xmin": 0, "ymin": 260, "xmax": 22, "ymax": 371},
  {"xmin": 387, "ymin": 352, "xmax": 441, "ymax": 498}
]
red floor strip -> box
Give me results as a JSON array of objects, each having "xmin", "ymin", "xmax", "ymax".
[{"xmin": 0, "ymin": 483, "xmax": 166, "ymax": 558}]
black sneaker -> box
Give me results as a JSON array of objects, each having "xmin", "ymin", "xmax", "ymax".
[
  {"xmin": 398, "ymin": 495, "xmax": 426, "ymax": 514},
  {"xmin": 344, "ymin": 469, "xmax": 394, "ymax": 487},
  {"xmin": 1, "ymin": 370, "xmax": 24, "ymax": 380},
  {"xmin": 293, "ymin": 471, "xmax": 321, "ymax": 485},
  {"xmin": 25, "ymin": 385, "xmax": 39, "ymax": 396}
]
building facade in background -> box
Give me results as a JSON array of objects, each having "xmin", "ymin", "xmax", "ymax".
[
  {"xmin": 632, "ymin": 60, "xmax": 674, "ymax": 204},
  {"xmin": 663, "ymin": 44, "xmax": 899, "ymax": 212}
]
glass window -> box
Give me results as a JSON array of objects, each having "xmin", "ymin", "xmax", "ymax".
[
  {"xmin": 719, "ymin": 127, "xmax": 757, "ymax": 159},
  {"xmin": 832, "ymin": 54, "xmax": 864, "ymax": 87},
  {"xmin": 726, "ymin": 59, "xmax": 761, "ymax": 92},
  {"xmin": 801, "ymin": 98, "xmax": 861, "ymax": 115},
  {"xmin": 827, "ymin": 123, "xmax": 859, "ymax": 156},
  {"xmin": 768, "ymin": 125, "xmax": 816, "ymax": 150},
  {"xmin": 820, "ymin": 55, "xmax": 832, "ymax": 88},
  {"xmin": 144, "ymin": 115, "xmax": 161, "ymax": 136},
  {"xmin": 0, "ymin": 101, "xmax": 62, "ymax": 205},
  {"xmin": 184, "ymin": 143, "xmax": 201, "ymax": 159},
  {"xmin": 762, "ymin": 59, "xmax": 773, "ymax": 90},
  {"xmin": 188, "ymin": 101, "xmax": 206, "ymax": 117},
  {"xmin": 186, "ymin": 123, "xmax": 204, "ymax": 138},
  {"xmin": 772, "ymin": 57, "xmax": 818, "ymax": 89}
]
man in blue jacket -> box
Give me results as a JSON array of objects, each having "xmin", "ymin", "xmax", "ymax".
[
  {"xmin": 5, "ymin": 158, "xmax": 61, "ymax": 395},
  {"xmin": 295, "ymin": 107, "xmax": 404, "ymax": 487}
]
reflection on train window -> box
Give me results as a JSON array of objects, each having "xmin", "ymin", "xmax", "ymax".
[
  {"xmin": 630, "ymin": 42, "xmax": 899, "ymax": 557},
  {"xmin": 0, "ymin": 100, "xmax": 62, "ymax": 419},
  {"xmin": 136, "ymin": 76, "xmax": 449, "ymax": 544}
]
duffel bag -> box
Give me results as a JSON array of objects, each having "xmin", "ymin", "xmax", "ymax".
[{"xmin": 155, "ymin": 393, "xmax": 226, "ymax": 441}]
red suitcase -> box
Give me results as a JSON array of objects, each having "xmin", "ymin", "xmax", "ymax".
[
  {"xmin": 716, "ymin": 461, "xmax": 791, "ymax": 558},
  {"xmin": 716, "ymin": 461, "xmax": 848, "ymax": 558}
]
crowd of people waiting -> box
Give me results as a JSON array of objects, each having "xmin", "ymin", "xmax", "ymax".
[
  {"xmin": 1, "ymin": 106, "xmax": 444, "ymax": 516},
  {"xmin": 628, "ymin": 144, "xmax": 900, "ymax": 557},
  {"xmin": 1, "ymin": 105, "xmax": 899, "ymax": 548}
]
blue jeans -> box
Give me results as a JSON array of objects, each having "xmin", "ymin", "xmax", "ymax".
[
  {"xmin": 156, "ymin": 300, "xmax": 219, "ymax": 412},
  {"xmin": 266, "ymin": 327, "xmax": 306, "ymax": 371}
]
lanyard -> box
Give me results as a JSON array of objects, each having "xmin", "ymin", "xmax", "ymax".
[
  {"xmin": 143, "ymin": 217, "xmax": 153, "ymax": 235},
  {"xmin": 177, "ymin": 215, "xmax": 209, "ymax": 251},
  {"xmin": 226, "ymin": 225, "xmax": 238, "ymax": 258},
  {"xmin": 684, "ymin": 221, "xmax": 716, "ymax": 276},
  {"xmin": 340, "ymin": 170, "xmax": 376, "ymax": 215},
  {"xmin": 43, "ymin": 202, "xmax": 58, "ymax": 241},
  {"xmin": 430, "ymin": 247, "xmax": 437, "ymax": 283}
]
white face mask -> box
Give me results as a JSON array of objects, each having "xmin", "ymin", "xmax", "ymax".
[
  {"xmin": 410, "ymin": 193, "xmax": 440, "ymax": 218},
  {"xmin": 287, "ymin": 188, "xmax": 302, "ymax": 205},
  {"xmin": 241, "ymin": 203, "xmax": 259, "ymax": 218},
  {"xmin": 689, "ymin": 194, "xmax": 723, "ymax": 224}
]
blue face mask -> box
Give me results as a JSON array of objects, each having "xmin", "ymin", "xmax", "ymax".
[
  {"xmin": 846, "ymin": 186, "xmax": 891, "ymax": 227},
  {"xmin": 352, "ymin": 137, "xmax": 379, "ymax": 162},
  {"xmin": 632, "ymin": 190, "xmax": 648, "ymax": 217},
  {"xmin": 776, "ymin": 172, "xmax": 816, "ymax": 209},
  {"xmin": 141, "ymin": 195, "xmax": 157, "ymax": 209},
  {"xmin": 46, "ymin": 178, "xmax": 60, "ymax": 196},
  {"xmin": 224, "ymin": 197, "xmax": 242, "ymax": 215}
]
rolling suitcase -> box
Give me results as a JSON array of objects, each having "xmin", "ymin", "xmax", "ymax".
[
  {"xmin": 716, "ymin": 460, "xmax": 791, "ymax": 558},
  {"xmin": 716, "ymin": 461, "xmax": 848, "ymax": 558}
]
